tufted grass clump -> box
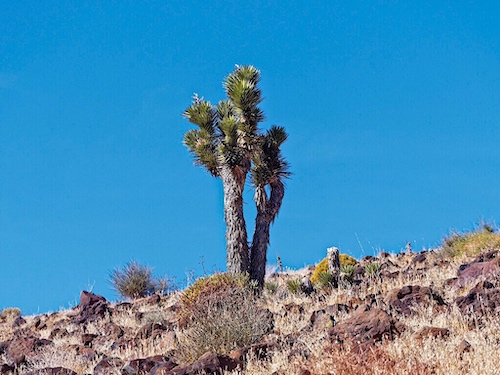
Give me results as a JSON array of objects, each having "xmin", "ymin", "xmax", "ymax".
[
  {"xmin": 286, "ymin": 279, "xmax": 304, "ymax": 294},
  {"xmin": 0, "ymin": 307, "xmax": 21, "ymax": 321},
  {"xmin": 177, "ymin": 273, "xmax": 272, "ymax": 362},
  {"xmin": 110, "ymin": 261, "xmax": 169, "ymax": 300},
  {"xmin": 364, "ymin": 262, "xmax": 381, "ymax": 279},
  {"xmin": 341, "ymin": 264, "xmax": 356, "ymax": 283},
  {"xmin": 442, "ymin": 225, "xmax": 500, "ymax": 258}
]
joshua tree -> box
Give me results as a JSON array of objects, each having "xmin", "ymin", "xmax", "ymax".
[
  {"xmin": 183, "ymin": 65, "xmax": 289, "ymax": 285},
  {"xmin": 250, "ymin": 126, "xmax": 290, "ymax": 286}
]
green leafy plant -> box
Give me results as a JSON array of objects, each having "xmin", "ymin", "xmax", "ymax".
[
  {"xmin": 341, "ymin": 264, "xmax": 356, "ymax": 283},
  {"xmin": 264, "ymin": 281, "xmax": 279, "ymax": 294},
  {"xmin": 110, "ymin": 261, "xmax": 169, "ymax": 300},
  {"xmin": 442, "ymin": 225, "xmax": 500, "ymax": 258},
  {"xmin": 286, "ymin": 279, "xmax": 304, "ymax": 294},
  {"xmin": 316, "ymin": 271, "xmax": 335, "ymax": 289},
  {"xmin": 364, "ymin": 262, "xmax": 381, "ymax": 279}
]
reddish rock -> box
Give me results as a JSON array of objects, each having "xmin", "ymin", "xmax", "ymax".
[
  {"xmin": 328, "ymin": 307, "xmax": 403, "ymax": 345},
  {"xmin": 164, "ymin": 352, "xmax": 239, "ymax": 374},
  {"xmin": 384, "ymin": 285, "xmax": 446, "ymax": 316},
  {"xmin": 0, "ymin": 364, "xmax": 14, "ymax": 374},
  {"xmin": 74, "ymin": 291, "xmax": 110, "ymax": 324},
  {"xmin": 24, "ymin": 367, "xmax": 77, "ymax": 375},
  {"xmin": 122, "ymin": 355, "xmax": 171, "ymax": 374},
  {"xmin": 414, "ymin": 326, "xmax": 450, "ymax": 340},
  {"xmin": 81, "ymin": 333, "xmax": 98, "ymax": 347},
  {"xmin": 454, "ymin": 281, "xmax": 500, "ymax": 317},
  {"xmin": 149, "ymin": 360, "xmax": 179, "ymax": 374},
  {"xmin": 455, "ymin": 256, "xmax": 500, "ymax": 287},
  {"xmin": 104, "ymin": 322, "xmax": 124, "ymax": 339},
  {"xmin": 6, "ymin": 336, "xmax": 52, "ymax": 365},
  {"xmin": 135, "ymin": 322, "xmax": 169, "ymax": 340},
  {"xmin": 309, "ymin": 309, "xmax": 335, "ymax": 331},
  {"xmin": 93, "ymin": 357, "xmax": 124, "ymax": 375}
]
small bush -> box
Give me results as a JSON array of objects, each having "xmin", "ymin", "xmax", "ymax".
[
  {"xmin": 442, "ymin": 225, "xmax": 500, "ymax": 258},
  {"xmin": 311, "ymin": 253, "xmax": 358, "ymax": 285},
  {"xmin": 341, "ymin": 264, "xmax": 356, "ymax": 283},
  {"xmin": 316, "ymin": 271, "xmax": 335, "ymax": 289},
  {"xmin": 364, "ymin": 262, "xmax": 381, "ymax": 279},
  {"xmin": 0, "ymin": 307, "xmax": 21, "ymax": 321},
  {"xmin": 286, "ymin": 279, "xmax": 304, "ymax": 294},
  {"xmin": 177, "ymin": 273, "xmax": 271, "ymax": 362},
  {"xmin": 339, "ymin": 253, "xmax": 358, "ymax": 267},
  {"xmin": 265, "ymin": 281, "xmax": 279, "ymax": 294},
  {"xmin": 110, "ymin": 261, "xmax": 168, "ymax": 300}
]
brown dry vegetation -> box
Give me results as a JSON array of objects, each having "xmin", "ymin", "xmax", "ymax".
[{"xmin": 2, "ymin": 229, "xmax": 500, "ymax": 374}]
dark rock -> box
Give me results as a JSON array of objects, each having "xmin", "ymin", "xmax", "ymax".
[
  {"xmin": 6, "ymin": 336, "xmax": 52, "ymax": 365},
  {"xmin": 414, "ymin": 326, "xmax": 450, "ymax": 340},
  {"xmin": 135, "ymin": 322, "xmax": 169, "ymax": 340},
  {"xmin": 384, "ymin": 285, "xmax": 447, "ymax": 316},
  {"xmin": 164, "ymin": 352, "xmax": 239, "ymax": 375},
  {"xmin": 328, "ymin": 307, "xmax": 403, "ymax": 345},
  {"xmin": 454, "ymin": 282, "xmax": 500, "ymax": 317},
  {"xmin": 12, "ymin": 316, "xmax": 26, "ymax": 327},
  {"xmin": 73, "ymin": 291, "xmax": 110, "ymax": 324},
  {"xmin": 411, "ymin": 253, "xmax": 427, "ymax": 265},
  {"xmin": 104, "ymin": 322, "xmax": 124, "ymax": 339},
  {"xmin": 93, "ymin": 357, "xmax": 124, "ymax": 375},
  {"xmin": 0, "ymin": 364, "xmax": 14, "ymax": 374},
  {"xmin": 149, "ymin": 360, "xmax": 179, "ymax": 374},
  {"xmin": 23, "ymin": 367, "xmax": 77, "ymax": 375},
  {"xmin": 49, "ymin": 328, "xmax": 68, "ymax": 340},
  {"xmin": 122, "ymin": 355, "xmax": 170, "ymax": 374},
  {"xmin": 457, "ymin": 340, "xmax": 473, "ymax": 358},
  {"xmin": 81, "ymin": 333, "xmax": 98, "ymax": 347},
  {"xmin": 455, "ymin": 257, "xmax": 500, "ymax": 287}
]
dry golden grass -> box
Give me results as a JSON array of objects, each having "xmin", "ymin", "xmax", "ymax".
[{"xmin": 2, "ymin": 244, "xmax": 500, "ymax": 374}]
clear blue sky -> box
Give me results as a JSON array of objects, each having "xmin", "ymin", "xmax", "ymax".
[{"xmin": 1, "ymin": 1, "xmax": 499, "ymax": 314}]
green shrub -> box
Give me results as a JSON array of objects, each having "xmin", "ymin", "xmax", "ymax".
[
  {"xmin": 265, "ymin": 281, "xmax": 279, "ymax": 294},
  {"xmin": 316, "ymin": 271, "xmax": 335, "ymax": 289},
  {"xmin": 286, "ymin": 279, "xmax": 304, "ymax": 294},
  {"xmin": 110, "ymin": 261, "xmax": 168, "ymax": 300},
  {"xmin": 311, "ymin": 253, "xmax": 358, "ymax": 284},
  {"xmin": 364, "ymin": 262, "xmax": 381, "ymax": 279},
  {"xmin": 177, "ymin": 273, "xmax": 271, "ymax": 362},
  {"xmin": 341, "ymin": 264, "xmax": 356, "ymax": 283},
  {"xmin": 442, "ymin": 226, "xmax": 500, "ymax": 258}
]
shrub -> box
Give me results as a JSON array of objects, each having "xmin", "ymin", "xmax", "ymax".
[
  {"xmin": 0, "ymin": 307, "xmax": 21, "ymax": 321},
  {"xmin": 110, "ymin": 261, "xmax": 169, "ymax": 300},
  {"xmin": 442, "ymin": 225, "xmax": 500, "ymax": 258},
  {"xmin": 341, "ymin": 264, "xmax": 356, "ymax": 283},
  {"xmin": 311, "ymin": 253, "xmax": 358, "ymax": 285},
  {"xmin": 364, "ymin": 262, "xmax": 381, "ymax": 279},
  {"xmin": 177, "ymin": 273, "xmax": 271, "ymax": 362},
  {"xmin": 265, "ymin": 281, "xmax": 279, "ymax": 294},
  {"xmin": 286, "ymin": 279, "xmax": 304, "ymax": 294},
  {"xmin": 316, "ymin": 271, "xmax": 335, "ymax": 289}
]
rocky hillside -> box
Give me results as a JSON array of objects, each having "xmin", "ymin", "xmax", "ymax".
[{"xmin": 1, "ymin": 229, "xmax": 500, "ymax": 374}]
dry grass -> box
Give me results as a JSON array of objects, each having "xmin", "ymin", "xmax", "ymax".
[{"xmin": 2, "ymin": 245, "xmax": 500, "ymax": 374}]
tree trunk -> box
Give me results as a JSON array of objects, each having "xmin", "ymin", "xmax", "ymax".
[
  {"xmin": 250, "ymin": 180, "xmax": 285, "ymax": 287},
  {"xmin": 220, "ymin": 165, "xmax": 249, "ymax": 274}
]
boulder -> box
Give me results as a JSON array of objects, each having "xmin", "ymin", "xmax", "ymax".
[
  {"xmin": 454, "ymin": 281, "xmax": 500, "ymax": 317},
  {"xmin": 384, "ymin": 285, "xmax": 447, "ymax": 316},
  {"xmin": 162, "ymin": 352, "xmax": 239, "ymax": 374},
  {"xmin": 328, "ymin": 307, "xmax": 403, "ymax": 345},
  {"xmin": 23, "ymin": 367, "xmax": 77, "ymax": 375},
  {"xmin": 93, "ymin": 357, "xmax": 124, "ymax": 375},
  {"xmin": 73, "ymin": 291, "xmax": 110, "ymax": 324},
  {"xmin": 414, "ymin": 326, "xmax": 450, "ymax": 340},
  {"xmin": 122, "ymin": 355, "xmax": 172, "ymax": 374}
]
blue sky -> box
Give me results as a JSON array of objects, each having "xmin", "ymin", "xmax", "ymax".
[{"xmin": 1, "ymin": 1, "xmax": 499, "ymax": 314}]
